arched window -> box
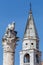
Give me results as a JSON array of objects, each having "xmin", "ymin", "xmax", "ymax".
[
  {"xmin": 24, "ymin": 54, "xmax": 30, "ymax": 63},
  {"xmin": 36, "ymin": 54, "xmax": 39, "ymax": 63},
  {"xmin": 36, "ymin": 43, "xmax": 39, "ymax": 49}
]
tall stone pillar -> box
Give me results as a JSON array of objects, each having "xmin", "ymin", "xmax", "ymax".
[{"xmin": 2, "ymin": 22, "xmax": 19, "ymax": 65}]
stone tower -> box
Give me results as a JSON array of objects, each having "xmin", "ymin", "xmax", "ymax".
[
  {"xmin": 20, "ymin": 4, "xmax": 41, "ymax": 65},
  {"xmin": 2, "ymin": 22, "xmax": 19, "ymax": 65}
]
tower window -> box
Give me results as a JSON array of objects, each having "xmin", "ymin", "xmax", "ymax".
[
  {"xmin": 36, "ymin": 54, "xmax": 39, "ymax": 63},
  {"xmin": 26, "ymin": 43, "xmax": 28, "ymax": 45},
  {"xmin": 24, "ymin": 54, "xmax": 30, "ymax": 63},
  {"xmin": 31, "ymin": 43, "xmax": 33, "ymax": 45},
  {"xmin": 36, "ymin": 43, "xmax": 39, "ymax": 49}
]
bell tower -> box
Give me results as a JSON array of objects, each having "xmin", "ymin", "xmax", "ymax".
[{"xmin": 20, "ymin": 3, "xmax": 41, "ymax": 65}]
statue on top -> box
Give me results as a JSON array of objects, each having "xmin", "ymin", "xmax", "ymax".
[{"xmin": 2, "ymin": 22, "xmax": 18, "ymax": 42}]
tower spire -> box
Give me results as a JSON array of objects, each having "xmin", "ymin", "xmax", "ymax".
[
  {"xmin": 30, "ymin": 2, "xmax": 31, "ymax": 11},
  {"xmin": 24, "ymin": 3, "xmax": 39, "ymax": 40},
  {"xmin": 29, "ymin": 2, "xmax": 32, "ymax": 14}
]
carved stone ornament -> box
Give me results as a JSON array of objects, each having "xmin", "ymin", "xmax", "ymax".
[{"xmin": 2, "ymin": 22, "xmax": 19, "ymax": 46}]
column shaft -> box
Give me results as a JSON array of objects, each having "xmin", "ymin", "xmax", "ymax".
[{"xmin": 3, "ymin": 52, "xmax": 14, "ymax": 65}]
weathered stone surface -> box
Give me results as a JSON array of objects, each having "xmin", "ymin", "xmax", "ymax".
[
  {"xmin": 20, "ymin": 4, "xmax": 41, "ymax": 65},
  {"xmin": 2, "ymin": 22, "xmax": 19, "ymax": 65}
]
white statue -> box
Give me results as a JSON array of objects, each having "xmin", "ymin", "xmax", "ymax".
[
  {"xmin": 7, "ymin": 22, "xmax": 15, "ymax": 30},
  {"xmin": 3, "ymin": 22, "xmax": 15, "ymax": 38}
]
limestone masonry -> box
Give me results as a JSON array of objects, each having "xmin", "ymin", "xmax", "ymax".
[{"xmin": 2, "ymin": 22, "xmax": 19, "ymax": 65}]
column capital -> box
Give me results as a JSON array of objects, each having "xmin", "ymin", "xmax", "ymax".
[{"xmin": 2, "ymin": 22, "xmax": 19, "ymax": 52}]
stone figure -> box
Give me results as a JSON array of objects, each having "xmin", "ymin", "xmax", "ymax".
[{"xmin": 2, "ymin": 22, "xmax": 19, "ymax": 65}]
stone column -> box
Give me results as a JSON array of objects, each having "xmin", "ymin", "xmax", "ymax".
[{"xmin": 2, "ymin": 22, "xmax": 19, "ymax": 65}]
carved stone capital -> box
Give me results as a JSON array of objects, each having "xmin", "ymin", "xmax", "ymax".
[{"xmin": 2, "ymin": 22, "xmax": 19, "ymax": 50}]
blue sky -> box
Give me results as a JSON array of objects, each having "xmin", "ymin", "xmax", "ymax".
[{"xmin": 0, "ymin": 0, "xmax": 43, "ymax": 65}]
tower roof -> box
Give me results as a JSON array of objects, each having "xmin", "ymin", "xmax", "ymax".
[{"xmin": 24, "ymin": 3, "xmax": 39, "ymax": 40}]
